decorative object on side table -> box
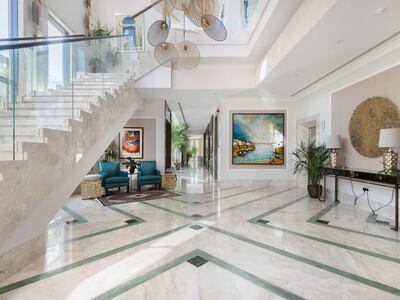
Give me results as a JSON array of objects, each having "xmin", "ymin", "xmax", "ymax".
[
  {"xmin": 123, "ymin": 157, "xmax": 138, "ymax": 174},
  {"xmin": 379, "ymin": 128, "xmax": 400, "ymax": 173},
  {"xmin": 326, "ymin": 134, "xmax": 342, "ymax": 168},
  {"xmin": 123, "ymin": 157, "xmax": 138, "ymax": 191},
  {"xmin": 81, "ymin": 174, "xmax": 103, "ymax": 200},
  {"xmin": 348, "ymin": 96, "xmax": 400, "ymax": 158},
  {"xmin": 292, "ymin": 141, "xmax": 330, "ymax": 199}
]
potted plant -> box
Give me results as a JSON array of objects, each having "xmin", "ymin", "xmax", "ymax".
[
  {"xmin": 101, "ymin": 141, "xmax": 118, "ymax": 162},
  {"xmin": 172, "ymin": 123, "xmax": 190, "ymax": 167},
  {"xmin": 292, "ymin": 141, "xmax": 329, "ymax": 198},
  {"xmin": 123, "ymin": 157, "xmax": 138, "ymax": 174},
  {"xmin": 87, "ymin": 21, "xmax": 119, "ymax": 73}
]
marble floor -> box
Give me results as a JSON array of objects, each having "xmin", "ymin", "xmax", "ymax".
[{"xmin": 1, "ymin": 168, "xmax": 400, "ymax": 299}]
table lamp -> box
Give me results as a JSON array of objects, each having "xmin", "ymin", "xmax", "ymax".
[
  {"xmin": 326, "ymin": 135, "xmax": 341, "ymax": 168},
  {"xmin": 379, "ymin": 128, "xmax": 400, "ymax": 173}
]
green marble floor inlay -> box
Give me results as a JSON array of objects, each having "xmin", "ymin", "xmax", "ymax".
[
  {"xmin": 167, "ymin": 185, "xmax": 270, "ymax": 205},
  {"xmin": 366, "ymin": 213, "xmax": 391, "ymax": 225},
  {"xmin": 47, "ymin": 207, "xmax": 146, "ymax": 247},
  {"xmin": 0, "ymin": 225, "xmax": 189, "ymax": 295},
  {"xmin": 61, "ymin": 205, "xmax": 89, "ymax": 224},
  {"xmin": 307, "ymin": 202, "xmax": 400, "ymax": 243},
  {"xmin": 206, "ymin": 225, "xmax": 400, "ymax": 297},
  {"xmin": 190, "ymin": 224, "xmax": 204, "ymax": 230},
  {"xmin": 187, "ymin": 255, "xmax": 208, "ymax": 268},
  {"xmin": 92, "ymin": 249, "xmax": 305, "ymax": 300},
  {"xmin": 142, "ymin": 187, "xmax": 297, "ymax": 221},
  {"xmin": 106, "ymin": 205, "xmax": 145, "ymax": 223},
  {"xmin": 248, "ymin": 195, "xmax": 400, "ymax": 265}
]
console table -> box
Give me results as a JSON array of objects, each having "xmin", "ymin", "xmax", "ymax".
[{"xmin": 322, "ymin": 167, "xmax": 400, "ymax": 231}]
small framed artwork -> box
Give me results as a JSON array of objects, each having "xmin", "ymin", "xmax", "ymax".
[
  {"xmin": 115, "ymin": 13, "xmax": 145, "ymax": 52},
  {"xmin": 232, "ymin": 113, "xmax": 285, "ymax": 165},
  {"xmin": 119, "ymin": 127, "xmax": 144, "ymax": 159}
]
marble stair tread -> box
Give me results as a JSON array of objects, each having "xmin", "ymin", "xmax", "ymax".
[
  {"xmin": 33, "ymin": 90, "xmax": 108, "ymax": 96},
  {"xmin": 71, "ymin": 81, "xmax": 122, "ymax": 86},
  {"xmin": 0, "ymin": 117, "xmax": 69, "ymax": 126},
  {"xmin": 73, "ymin": 78, "xmax": 128, "ymax": 83},
  {"xmin": 0, "ymin": 140, "xmax": 46, "ymax": 152},
  {"xmin": 0, "ymin": 110, "xmax": 82, "ymax": 117},
  {"xmin": 0, "ymin": 135, "xmax": 45, "ymax": 144},
  {"xmin": 15, "ymin": 101, "xmax": 91, "ymax": 110},
  {"xmin": 26, "ymin": 95, "xmax": 97, "ymax": 100},
  {"xmin": 0, "ymin": 125, "xmax": 66, "ymax": 135},
  {"xmin": 0, "ymin": 151, "xmax": 25, "ymax": 160}
]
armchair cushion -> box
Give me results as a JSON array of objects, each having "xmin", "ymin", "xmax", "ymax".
[
  {"xmin": 138, "ymin": 175, "xmax": 162, "ymax": 182},
  {"xmin": 105, "ymin": 176, "xmax": 129, "ymax": 185},
  {"xmin": 139, "ymin": 161, "xmax": 159, "ymax": 176},
  {"xmin": 99, "ymin": 161, "xmax": 120, "ymax": 178},
  {"xmin": 119, "ymin": 170, "xmax": 128, "ymax": 177}
]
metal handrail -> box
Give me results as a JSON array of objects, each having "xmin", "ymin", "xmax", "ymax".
[
  {"xmin": 0, "ymin": 34, "xmax": 131, "ymax": 51},
  {"xmin": 0, "ymin": 35, "xmax": 85, "ymax": 42},
  {"xmin": 0, "ymin": 0, "xmax": 163, "ymax": 51}
]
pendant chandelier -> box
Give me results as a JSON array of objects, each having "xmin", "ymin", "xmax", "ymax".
[{"xmin": 148, "ymin": 0, "xmax": 227, "ymax": 69}]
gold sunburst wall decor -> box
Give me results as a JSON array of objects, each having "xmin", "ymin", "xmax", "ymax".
[{"xmin": 348, "ymin": 96, "xmax": 400, "ymax": 158}]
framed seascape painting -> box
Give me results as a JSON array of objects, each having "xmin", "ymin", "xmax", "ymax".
[
  {"xmin": 115, "ymin": 14, "xmax": 144, "ymax": 52},
  {"xmin": 119, "ymin": 127, "xmax": 144, "ymax": 159},
  {"xmin": 232, "ymin": 113, "xmax": 285, "ymax": 165}
]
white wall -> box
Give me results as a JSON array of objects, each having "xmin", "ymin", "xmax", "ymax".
[
  {"xmin": 21, "ymin": 0, "xmax": 86, "ymax": 36},
  {"xmin": 132, "ymin": 98, "xmax": 166, "ymax": 172},
  {"xmin": 219, "ymin": 99, "xmax": 296, "ymax": 187},
  {"xmin": 294, "ymin": 34, "xmax": 400, "ymax": 215}
]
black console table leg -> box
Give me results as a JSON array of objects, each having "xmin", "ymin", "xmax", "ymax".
[
  {"xmin": 334, "ymin": 175, "xmax": 339, "ymax": 203},
  {"xmin": 391, "ymin": 186, "xmax": 399, "ymax": 231}
]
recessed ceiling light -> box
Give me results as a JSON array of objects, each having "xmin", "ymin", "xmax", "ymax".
[{"xmin": 375, "ymin": 8, "xmax": 386, "ymax": 15}]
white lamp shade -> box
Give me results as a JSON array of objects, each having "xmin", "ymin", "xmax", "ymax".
[
  {"xmin": 379, "ymin": 128, "xmax": 400, "ymax": 148},
  {"xmin": 326, "ymin": 135, "xmax": 341, "ymax": 149}
]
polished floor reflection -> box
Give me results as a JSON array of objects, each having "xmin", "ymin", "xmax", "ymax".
[{"xmin": 1, "ymin": 168, "xmax": 400, "ymax": 299}]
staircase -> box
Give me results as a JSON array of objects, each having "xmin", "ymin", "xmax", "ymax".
[
  {"xmin": 0, "ymin": 73, "xmax": 131, "ymax": 160},
  {"xmin": 0, "ymin": 34, "xmax": 152, "ymax": 281}
]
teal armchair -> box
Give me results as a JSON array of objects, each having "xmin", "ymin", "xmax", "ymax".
[
  {"xmin": 137, "ymin": 161, "xmax": 161, "ymax": 192},
  {"xmin": 99, "ymin": 161, "xmax": 129, "ymax": 195}
]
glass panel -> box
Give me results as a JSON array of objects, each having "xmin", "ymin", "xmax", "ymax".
[{"xmin": 0, "ymin": 11, "xmax": 161, "ymax": 161}]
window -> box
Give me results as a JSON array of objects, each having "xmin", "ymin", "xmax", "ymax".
[
  {"xmin": 0, "ymin": 0, "xmax": 9, "ymax": 38},
  {"xmin": 0, "ymin": 0, "xmax": 17, "ymax": 38},
  {"xmin": 47, "ymin": 14, "xmax": 70, "ymax": 89},
  {"xmin": 0, "ymin": 0, "xmax": 17, "ymax": 110},
  {"xmin": 121, "ymin": 16, "xmax": 137, "ymax": 48}
]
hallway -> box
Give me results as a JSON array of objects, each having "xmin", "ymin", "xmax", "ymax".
[{"xmin": 0, "ymin": 169, "xmax": 400, "ymax": 299}]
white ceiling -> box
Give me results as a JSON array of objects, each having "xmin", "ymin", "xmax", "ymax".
[
  {"xmin": 137, "ymin": 88, "xmax": 233, "ymax": 134},
  {"xmin": 138, "ymin": 0, "xmax": 400, "ymax": 134},
  {"xmin": 257, "ymin": 0, "xmax": 400, "ymax": 97}
]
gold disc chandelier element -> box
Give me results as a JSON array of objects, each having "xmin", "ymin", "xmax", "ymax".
[
  {"xmin": 176, "ymin": 10, "xmax": 200, "ymax": 69},
  {"xmin": 154, "ymin": 42, "xmax": 179, "ymax": 67},
  {"xmin": 147, "ymin": 0, "xmax": 227, "ymax": 69},
  {"xmin": 147, "ymin": 20, "xmax": 170, "ymax": 46}
]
